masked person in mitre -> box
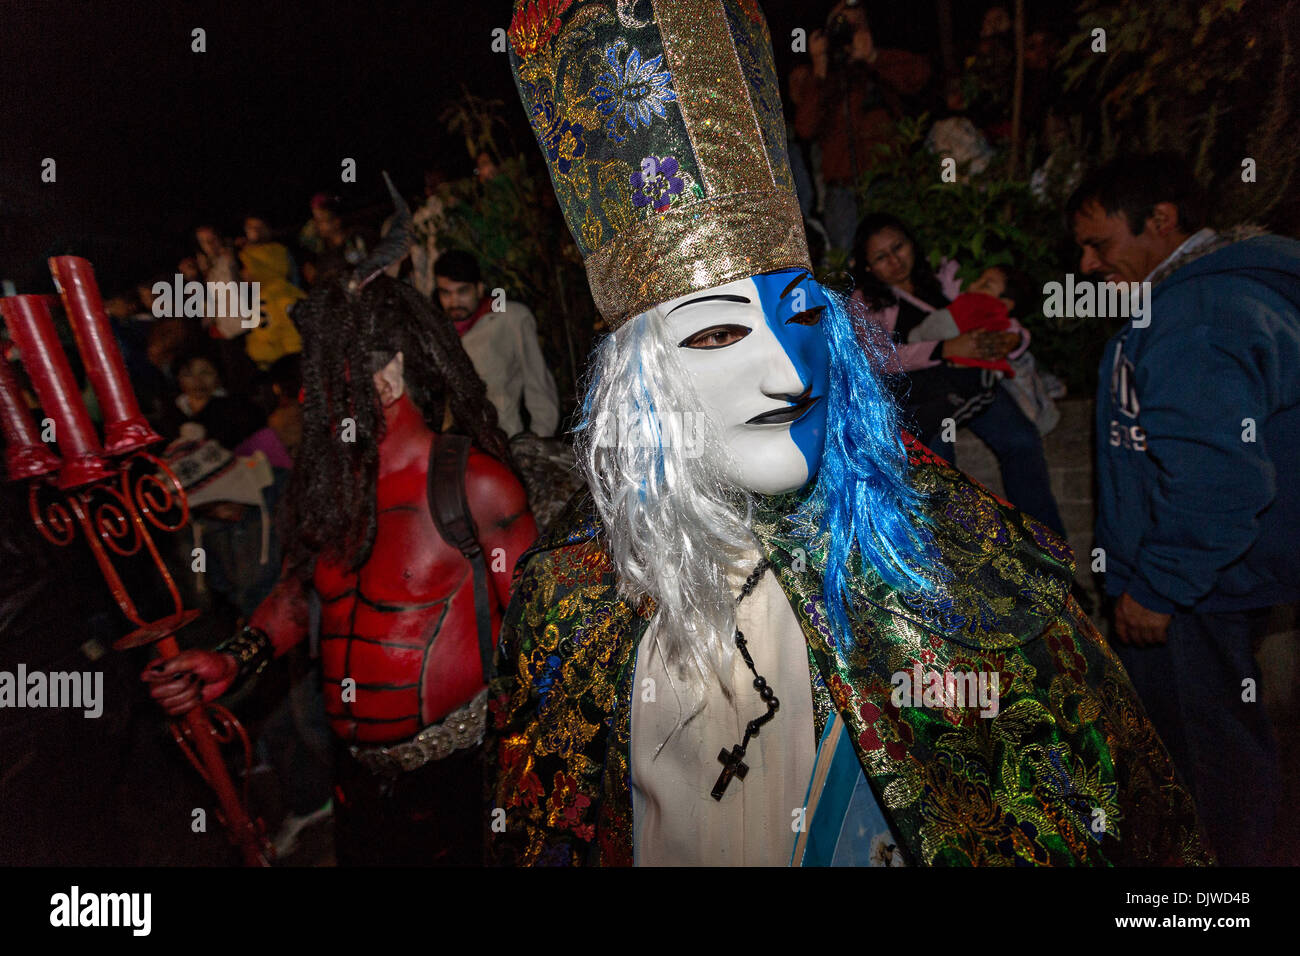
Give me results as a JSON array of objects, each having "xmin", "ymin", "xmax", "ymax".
[{"xmin": 487, "ymin": 0, "xmax": 1210, "ymax": 867}]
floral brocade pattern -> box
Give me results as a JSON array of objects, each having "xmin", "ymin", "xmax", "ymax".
[
  {"xmin": 507, "ymin": 0, "xmax": 812, "ymax": 327},
  {"xmin": 485, "ymin": 491, "xmax": 647, "ymax": 866},
  {"xmin": 485, "ymin": 441, "xmax": 1211, "ymax": 866},
  {"xmin": 508, "ymin": 1, "xmax": 700, "ymax": 258}
]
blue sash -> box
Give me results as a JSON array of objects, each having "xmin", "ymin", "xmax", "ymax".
[{"xmin": 791, "ymin": 714, "xmax": 906, "ymax": 866}]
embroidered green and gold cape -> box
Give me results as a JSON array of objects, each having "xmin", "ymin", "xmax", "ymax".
[{"xmin": 485, "ymin": 438, "xmax": 1210, "ymax": 866}]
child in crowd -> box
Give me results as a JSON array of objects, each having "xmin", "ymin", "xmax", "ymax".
[
  {"xmin": 906, "ymin": 263, "xmax": 1064, "ymax": 430},
  {"xmin": 905, "ymin": 264, "xmax": 1034, "ymax": 374}
]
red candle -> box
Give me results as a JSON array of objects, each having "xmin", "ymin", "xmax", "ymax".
[
  {"xmin": 0, "ymin": 295, "xmax": 114, "ymax": 488},
  {"xmin": 0, "ymin": 348, "xmax": 62, "ymax": 480},
  {"xmin": 50, "ymin": 256, "xmax": 162, "ymax": 455}
]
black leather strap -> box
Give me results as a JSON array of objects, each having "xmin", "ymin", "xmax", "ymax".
[
  {"xmin": 216, "ymin": 625, "xmax": 274, "ymax": 688},
  {"xmin": 427, "ymin": 435, "xmax": 498, "ymax": 682}
]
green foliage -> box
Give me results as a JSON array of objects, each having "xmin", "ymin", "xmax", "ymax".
[
  {"xmin": 433, "ymin": 98, "xmax": 596, "ymax": 414},
  {"xmin": 1060, "ymin": 0, "xmax": 1255, "ymax": 127},
  {"xmin": 1059, "ymin": 0, "xmax": 1299, "ymax": 225},
  {"xmin": 440, "ymin": 90, "xmax": 516, "ymax": 165},
  {"xmin": 852, "ymin": 118, "xmax": 1108, "ymax": 393},
  {"xmin": 855, "ymin": 117, "xmax": 1050, "ymax": 284},
  {"xmin": 438, "ymin": 157, "xmax": 551, "ymax": 301}
]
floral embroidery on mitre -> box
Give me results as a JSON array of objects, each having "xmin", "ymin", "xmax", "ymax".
[
  {"xmin": 524, "ymin": 88, "xmax": 588, "ymax": 177},
  {"xmin": 592, "ymin": 40, "xmax": 678, "ymax": 138},
  {"xmin": 508, "ymin": 0, "xmax": 574, "ymax": 60},
  {"xmin": 630, "ymin": 155, "xmax": 684, "ymax": 212},
  {"xmin": 546, "ymin": 119, "xmax": 588, "ymax": 175}
]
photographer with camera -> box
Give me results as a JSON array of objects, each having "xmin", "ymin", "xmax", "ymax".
[{"xmin": 789, "ymin": 0, "xmax": 931, "ymax": 254}]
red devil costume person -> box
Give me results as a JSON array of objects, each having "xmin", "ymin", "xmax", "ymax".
[{"xmin": 145, "ymin": 181, "xmax": 538, "ymax": 865}]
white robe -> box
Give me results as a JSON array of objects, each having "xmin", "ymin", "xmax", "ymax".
[{"xmin": 630, "ymin": 556, "xmax": 817, "ymax": 866}]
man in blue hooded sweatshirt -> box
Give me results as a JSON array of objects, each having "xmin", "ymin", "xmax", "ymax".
[{"xmin": 1069, "ymin": 153, "xmax": 1300, "ymax": 865}]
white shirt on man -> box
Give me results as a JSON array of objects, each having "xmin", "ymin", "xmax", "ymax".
[{"xmin": 459, "ymin": 300, "xmax": 560, "ymax": 438}]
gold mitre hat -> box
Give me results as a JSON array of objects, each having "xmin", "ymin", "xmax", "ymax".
[{"xmin": 507, "ymin": 0, "xmax": 810, "ymax": 329}]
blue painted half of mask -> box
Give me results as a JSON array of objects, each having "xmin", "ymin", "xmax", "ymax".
[{"xmin": 753, "ymin": 268, "xmax": 831, "ymax": 481}]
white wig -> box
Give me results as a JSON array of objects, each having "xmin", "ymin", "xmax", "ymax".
[{"xmin": 574, "ymin": 308, "xmax": 758, "ymax": 716}]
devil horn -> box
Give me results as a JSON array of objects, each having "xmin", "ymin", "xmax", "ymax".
[{"xmin": 347, "ymin": 171, "xmax": 414, "ymax": 295}]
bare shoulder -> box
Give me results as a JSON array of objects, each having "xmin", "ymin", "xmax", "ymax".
[{"xmin": 464, "ymin": 448, "xmax": 529, "ymax": 524}]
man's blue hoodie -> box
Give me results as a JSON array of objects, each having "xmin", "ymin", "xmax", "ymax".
[{"xmin": 1095, "ymin": 231, "xmax": 1300, "ymax": 614}]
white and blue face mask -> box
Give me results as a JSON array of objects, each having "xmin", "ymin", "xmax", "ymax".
[{"xmin": 660, "ymin": 269, "xmax": 831, "ymax": 495}]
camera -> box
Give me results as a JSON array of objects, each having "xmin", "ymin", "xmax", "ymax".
[{"xmin": 826, "ymin": 0, "xmax": 864, "ymax": 65}]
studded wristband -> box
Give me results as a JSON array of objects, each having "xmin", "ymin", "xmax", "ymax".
[{"xmin": 216, "ymin": 625, "xmax": 274, "ymax": 687}]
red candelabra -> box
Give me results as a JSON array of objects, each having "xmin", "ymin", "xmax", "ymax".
[{"xmin": 0, "ymin": 257, "xmax": 271, "ymax": 866}]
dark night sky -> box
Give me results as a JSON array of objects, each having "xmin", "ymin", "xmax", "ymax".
[{"xmin": 1, "ymin": 0, "xmax": 1073, "ymax": 294}]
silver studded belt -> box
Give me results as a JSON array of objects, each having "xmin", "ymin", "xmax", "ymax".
[{"xmin": 348, "ymin": 689, "xmax": 488, "ymax": 774}]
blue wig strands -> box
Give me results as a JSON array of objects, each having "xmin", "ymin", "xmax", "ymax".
[
  {"xmin": 574, "ymin": 293, "xmax": 945, "ymax": 701},
  {"xmin": 795, "ymin": 288, "xmax": 945, "ymax": 639}
]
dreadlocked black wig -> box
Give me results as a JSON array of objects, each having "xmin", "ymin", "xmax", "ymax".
[{"xmin": 282, "ymin": 274, "xmax": 513, "ymax": 578}]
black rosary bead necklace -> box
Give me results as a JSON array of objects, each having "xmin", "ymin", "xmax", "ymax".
[{"xmin": 711, "ymin": 557, "xmax": 779, "ymax": 801}]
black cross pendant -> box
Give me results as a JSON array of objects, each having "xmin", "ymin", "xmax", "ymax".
[{"xmin": 711, "ymin": 745, "xmax": 749, "ymax": 800}]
